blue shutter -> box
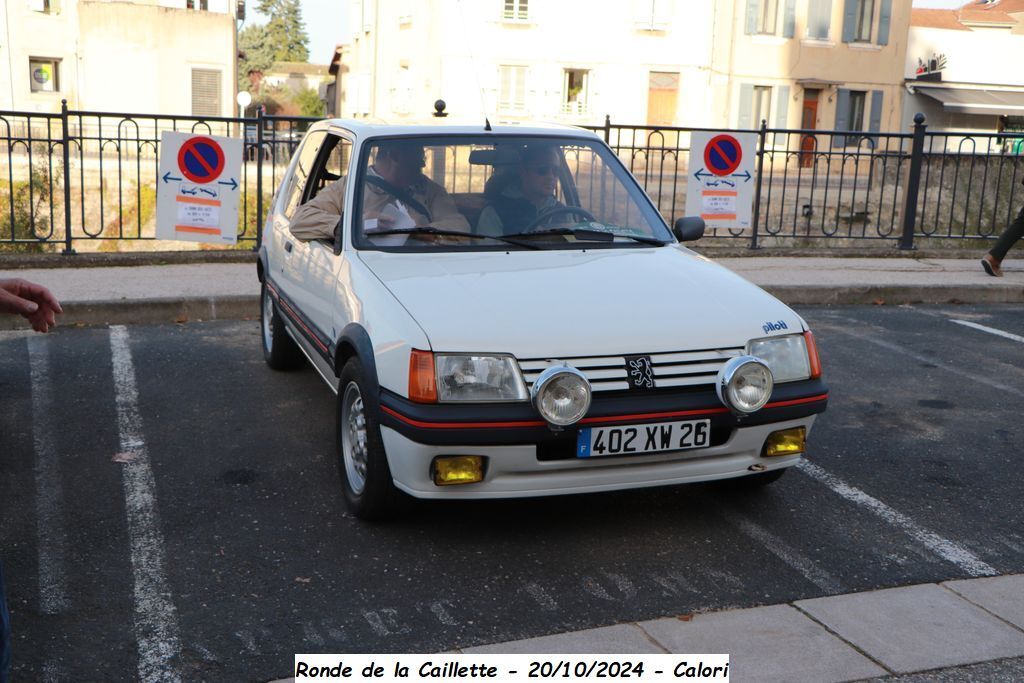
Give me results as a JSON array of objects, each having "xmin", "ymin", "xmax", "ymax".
[
  {"xmin": 878, "ymin": 0, "xmax": 893, "ymax": 45},
  {"xmin": 783, "ymin": 0, "xmax": 796, "ymax": 37},
  {"xmin": 745, "ymin": 0, "xmax": 760, "ymax": 34},
  {"xmin": 834, "ymin": 88, "xmax": 850, "ymax": 147},
  {"xmin": 738, "ymin": 84, "xmax": 754, "ymax": 129},
  {"xmin": 868, "ymin": 90, "xmax": 884, "ymax": 146},
  {"xmin": 809, "ymin": 0, "xmax": 832, "ymax": 39},
  {"xmin": 773, "ymin": 85, "xmax": 790, "ymax": 145},
  {"xmin": 841, "ymin": 0, "xmax": 858, "ymax": 42}
]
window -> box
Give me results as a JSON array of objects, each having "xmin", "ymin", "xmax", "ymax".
[
  {"xmin": 282, "ymin": 131, "xmax": 327, "ymax": 221},
  {"xmin": 191, "ymin": 68, "xmax": 222, "ymax": 117},
  {"xmin": 29, "ymin": 58, "xmax": 59, "ymax": 93},
  {"xmin": 29, "ymin": 0, "xmax": 52, "ymax": 12},
  {"xmin": 807, "ymin": 0, "xmax": 832, "ymax": 39},
  {"xmin": 498, "ymin": 66, "xmax": 527, "ymax": 113},
  {"xmin": 847, "ymin": 90, "xmax": 866, "ymax": 131},
  {"xmin": 503, "ymin": 0, "xmax": 528, "ymax": 21},
  {"xmin": 756, "ymin": 0, "xmax": 778, "ymax": 34},
  {"xmin": 633, "ymin": 0, "xmax": 671, "ymax": 31},
  {"xmin": 854, "ymin": 0, "xmax": 873, "ymax": 41},
  {"xmin": 752, "ymin": 85, "xmax": 772, "ymax": 127},
  {"xmin": 562, "ymin": 69, "xmax": 588, "ymax": 116}
]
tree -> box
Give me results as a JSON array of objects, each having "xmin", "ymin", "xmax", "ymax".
[
  {"xmin": 293, "ymin": 87, "xmax": 326, "ymax": 117},
  {"xmin": 257, "ymin": 0, "xmax": 310, "ymax": 63},
  {"xmin": 238, "ymin": 24, "xmax": 274, "ymax": 92}
]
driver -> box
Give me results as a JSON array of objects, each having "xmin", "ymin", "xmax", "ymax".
[
  {"xmin": 290, "ymin": 140, "xmax": 469, "ymax": 241},
  {"xmin": 477, "ymin": 144, "xmax": 565, "ymax": 236}
]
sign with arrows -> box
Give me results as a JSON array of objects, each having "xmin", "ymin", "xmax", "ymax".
[
  {"xmin": 156, "ymin": 131, "xmax": 242, "ymax": 245},
  {"xmin": 686, "ymin": 132, "xmax": 756, "ymax": 231}
]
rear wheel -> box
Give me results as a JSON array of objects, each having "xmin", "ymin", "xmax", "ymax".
[
  {"xmin": 337, "ymin": 358, "xmax": 401, "ymax": 520},
  {"xmin": 261, "ymin": 282, "xmax": 303, "ymax": 370}
]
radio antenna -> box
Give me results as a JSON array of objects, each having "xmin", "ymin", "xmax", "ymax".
[{"xmin": 456, "ymin": 0, "xmax": 493, "ymax": 130}]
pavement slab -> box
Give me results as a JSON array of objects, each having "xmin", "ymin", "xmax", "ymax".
[
  {"xmin": 795, "ymin": 583, "xmax": 1024, "ymax": 674},
  {"xmin": 639, "ymin": 604, "xmax": 886, "ymax": 683},
  {"xmin": 943, "ymin": 574, "xmax": 1024, "ymax": 632}
]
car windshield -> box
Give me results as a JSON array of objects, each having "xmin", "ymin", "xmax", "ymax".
[{"xmin": 352, "ymin": 135, "xmax": 672, "ymax": 251}]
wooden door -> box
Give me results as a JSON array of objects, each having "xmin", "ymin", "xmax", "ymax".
[
  {"xmin": 647, "ymin": 72, "xmax": 679, "ymax": 127},
  {"xmin": 800, "ymin": 90, "xmax": 820, "ymax": 168}
]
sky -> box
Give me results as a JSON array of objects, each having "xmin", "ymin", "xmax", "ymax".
[{"xmin": 248, "ymin": 0, "xmax": 971, "ymax": 67}]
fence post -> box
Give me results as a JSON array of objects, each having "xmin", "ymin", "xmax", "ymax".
[
  {"xmin": 60, "ymin": 99, "xmax": 75, "ymax": 255},
  {"xmin": 899, "ymin": 113, "xmax": 927, "ymax": 251},
  {"xmin": 603, "ymin": 114, "xmax": 611, "ymax": 145},
  {"xmin": 255, "ymin": 105, "xmax": 265, "ymax": 251},
  {"xmin": 750, "ymin": 119, "xmax": 768, "ymax": 250}
]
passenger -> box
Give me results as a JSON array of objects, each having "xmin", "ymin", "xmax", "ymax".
[
  {"xmin": 477, "ymin": 144, "xmax": 564, "ymax": 236},
  {"xmin": 289, "ymin": 141, "xmax": 469, "ymax": 242}
]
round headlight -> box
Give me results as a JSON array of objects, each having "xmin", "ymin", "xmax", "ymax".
[
  {"xmin": 716, "ymin": 356, "xmax": 773, "ymax": 414},
  {"xmin": 531, "ymin": 365, "xmax": 592, "ymax": 427}
]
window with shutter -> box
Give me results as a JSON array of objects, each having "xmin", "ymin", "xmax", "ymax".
[
  {"xmin": 503, "ymin": 0, "xmax": 528, "ymax": 21},
  {"xmin": 498, "ymin": 65, "xmax": 527, "ymax": 113},
  {"xmin": 807, "ymin": 0, "xmax": 832, "ymax": 40},
  {"xmin": 191, "ymin": 68, "xmax": 222, "ymax": 117}
]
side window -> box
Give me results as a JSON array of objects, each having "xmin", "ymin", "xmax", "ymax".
[
  {"xmin": 282, "ymin": 130, "xmax": 327, "ymax": 220},
  {"xmin": 304, "ymin": 133, "xmax": 353, "ymax": 204}
]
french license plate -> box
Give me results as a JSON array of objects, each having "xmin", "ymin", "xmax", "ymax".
[{"xmin": 576, "ymin": 419, "xmax": 711, "ymax": 458}]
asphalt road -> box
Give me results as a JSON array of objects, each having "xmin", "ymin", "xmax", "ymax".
[{"xmin": 2, "ymin": 304, "xmax": 1024, "ymax": 681}]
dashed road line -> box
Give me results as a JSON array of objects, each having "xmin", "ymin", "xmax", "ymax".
[
  {"xmin": 26, "ymin": 336, "xmax": 69, "ymax": 616},
  {"xmin": 109, "ymin": 325, "xmax": 182, "ymax": 683},
  {"xmin": 797, "ymin": 460, "xmax": 997, "ymax": 577},
  {"xmin": 717, "ymin": 506, "xmax": 844, "ymax": 593},
  {"xmin": 523, "ymin": 583, "xmax": 559, "ymax": 611},
  {"xmin": 950, "ymin": 319, "xmax": 1024, "ymax": 344}
]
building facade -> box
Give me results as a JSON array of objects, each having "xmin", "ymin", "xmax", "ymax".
[
  {"xmin": 336, "ymin": 0, "xmax": 910, "ymax": 133},
  {"xmin": 903, "ymin": 2, "xmax": 1024, "ymax": 137},
  {"xmin": 1, "ymin": 0, "xmax": 239, "ymax": 115}
]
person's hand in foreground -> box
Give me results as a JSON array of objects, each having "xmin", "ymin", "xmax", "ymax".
[{"xmin": 0, "ymin": 278, "xmax": 63, "ymax": 332}]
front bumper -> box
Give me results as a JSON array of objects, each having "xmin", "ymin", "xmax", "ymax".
[{"xmin": 377, "ymin": 379, "xmax": 827, "ymax": 499}]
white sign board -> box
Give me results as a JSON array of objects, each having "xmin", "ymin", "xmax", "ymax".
[
  {"xmin": 686, "ymin": 132, "xmax": 757, "ymax": 231},
  {"xmin": 156, "ymin": 132, "xmax": 243, "ymax": 245}
]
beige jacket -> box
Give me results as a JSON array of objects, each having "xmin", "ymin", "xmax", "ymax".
[{"xmin": 289, "ymin": 171, "xmax": 469, "ymax": 241}]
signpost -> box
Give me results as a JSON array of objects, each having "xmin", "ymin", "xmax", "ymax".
[
  {"xmin": 157, "ymin": 132, "xmax": 242, "ymax": 245},
  {"xmin": 686, "ymin": 132, "xmax": 757, "ymax": 231}
]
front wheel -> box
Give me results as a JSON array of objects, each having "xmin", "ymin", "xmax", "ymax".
[
  {"xmin": 337, "ymin": 358, "xmax": 401, "ymax": 520},
  {"xmin": 261, "ymin": 282, "xmax": 303, "ymax": 370}
]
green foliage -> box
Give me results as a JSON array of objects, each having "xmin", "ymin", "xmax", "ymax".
[
  {"xmin": 0, "ymin": 146, "xmax": 58, "ymax": 253},
  {"xmin": 294, "ymin": 87, "xmax": 326, "ymax": 117},
  {"xmin": 238, "ymin": 24, "xmax": 275, "ymax": 92},
  {"xmin": 256, "ymin": 0, "xmax": 309, "ymax": 63}
]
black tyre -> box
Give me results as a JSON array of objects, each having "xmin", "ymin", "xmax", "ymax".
[
  {"xmin": 337, "ymin": 357, "xmax": 401, "ymax": 520},
  {"xmin": 260, "ymin": 282, "xmax": 304, "ymax": 371}
]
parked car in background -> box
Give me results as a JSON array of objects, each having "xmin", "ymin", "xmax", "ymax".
[{"xmin": 256, "ymin": 119, "xmax": 828, "ymax": 519}]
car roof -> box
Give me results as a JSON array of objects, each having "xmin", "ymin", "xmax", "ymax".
[{"xmin": 319, "ymin": 118, "xmax": 603, "ymax": 141}]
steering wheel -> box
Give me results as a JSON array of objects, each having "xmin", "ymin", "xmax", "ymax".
[{"xmin": 523, "ymin": 206, "xmax": 596, "ymax": 232}]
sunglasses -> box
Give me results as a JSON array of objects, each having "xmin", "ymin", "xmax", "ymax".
[{"xmin": 530, "ymin": 165, "xmax": 558, "ymax": 176}]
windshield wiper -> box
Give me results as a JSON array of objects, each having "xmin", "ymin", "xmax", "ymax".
[
  {"xmin": 366, "ymin": 226, "xmax": 542, "ymax": 250},
  {"xmin": 503, "ymin": 227, "xmax": 667, "ymax": 246}
]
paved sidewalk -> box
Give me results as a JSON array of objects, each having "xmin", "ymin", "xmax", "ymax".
[
  {"xmin": 268, "ymin": 575, "xmax": 1024, "ymax": 683},
  {"xmin": 0, "ymin": 256, "xmax": 1022, "ymax": 329}
]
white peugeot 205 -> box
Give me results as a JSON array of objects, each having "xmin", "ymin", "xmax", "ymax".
[{"xmin": 257, "ymin": 119, "xmax": 827, "ymax": 520}]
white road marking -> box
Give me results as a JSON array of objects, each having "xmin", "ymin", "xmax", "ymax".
[
  {"xmin": 797, "ymin": 460, "xmax": 997, "ymax": 577},
  {"xmin": 26, "ymin": 336, "xmax": 69, "ymax": 615},
  {"xmin": 109, "ymin": 325, "xmax": 183, "ymax": 683},
  {"xmin": 822, "ymin": 323, "xmax": 1024, "ymax": 398},
  {"xmin": 523, "ymin": 583, "xmax": 559, "ymax": 611},
  {"xmin": 581, "ymin": 576, "xmax": 615, "ymax": 601},
  {"xmin": 651, "ymin": 573, "xmax": 696, "ymax": 597},
  {"xmin": 718, "ymin": 507, "xmax": 844, "ymax": 593},
  {"xmin": 430, "ymin": 602, "xmax": 458, "ymax": 626},
  {"xmin": 951, "ymin": 319, "xmax": 1024, "ymax": 344}
]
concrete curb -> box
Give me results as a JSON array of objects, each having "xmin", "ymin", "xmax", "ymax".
[
  {"xmin": 0, "ymin": 295, "xmax": 258, "ymax": 330},
  {"xmin": 0, "ymin": 250, "xmax": 257, "ymax": 269},
  {"xmin": 3, "ymin": 284, "xmax": 1023, "ymax": 331}
]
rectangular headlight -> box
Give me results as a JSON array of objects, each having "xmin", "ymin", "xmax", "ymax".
[
  {"xmin": 435, "ymin": 354, "xmax": 529, "ymax": 402},
  {"xmin": 748, "ymin": 334, "xmax": 811, "ymax": 383}
]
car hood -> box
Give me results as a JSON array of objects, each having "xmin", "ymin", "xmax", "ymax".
[{"xmin": 358, "ymin": 247, "xmax": 802, "ymax": 358}]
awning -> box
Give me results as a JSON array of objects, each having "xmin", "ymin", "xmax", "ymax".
[{"xmin": 915, "ymin": 86, "xmax": 1024, "ymax": 116}]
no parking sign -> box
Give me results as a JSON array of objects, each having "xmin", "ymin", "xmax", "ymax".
[
  {"xmin": 686, "ymin": 132, "xmax": 757, "ymax": 230},
  {"xmin": 156, "ymin": 132, "xmax": 242, "ymax": 245}
]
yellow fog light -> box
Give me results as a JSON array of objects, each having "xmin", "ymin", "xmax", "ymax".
[
  {"xmin": 764, "ymin": 427, "xmax": 806, "ymax": 457},
  {"xmin": 432, "ymin": 456, "xmax": 485, "ymax": 486}
]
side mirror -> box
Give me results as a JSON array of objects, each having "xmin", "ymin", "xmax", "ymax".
[{"xmin": 673, "ymin": 216, "xmax": 705, "ymax": 242}]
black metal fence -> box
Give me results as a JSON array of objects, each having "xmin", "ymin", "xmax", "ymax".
[{"xmin": 2, "ymin": 102, "xmax": 1022, "ymax": 254}]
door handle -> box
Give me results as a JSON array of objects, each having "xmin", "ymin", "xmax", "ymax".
[{"xmin": 284, "ymin": 241, "xmax": 293, "ymax": 253}]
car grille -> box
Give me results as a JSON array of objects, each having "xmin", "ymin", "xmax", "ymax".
[{"xmin": 518, "ymin": 347, "xmax": 746, "ymax": 394}]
